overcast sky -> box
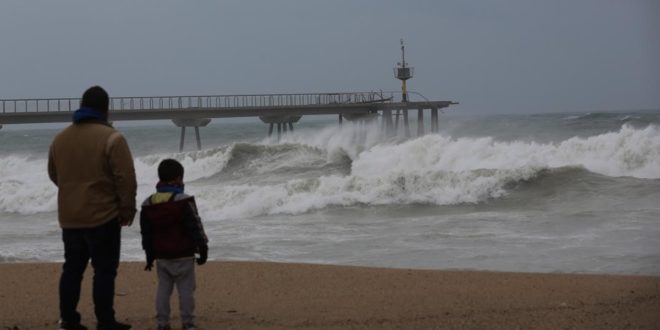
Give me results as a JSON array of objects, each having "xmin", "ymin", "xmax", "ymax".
[{"xmin": 1, "ymin": 0, "xmax": 658, "ymax": 114}]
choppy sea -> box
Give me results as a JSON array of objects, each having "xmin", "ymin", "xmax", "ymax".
[{"xmin": 1, "ymin": 110, "xmax": 659, "ymax": 275}]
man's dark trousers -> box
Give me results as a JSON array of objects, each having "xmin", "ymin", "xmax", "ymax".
[{"xmin": 60, "ymin": 219, "xmax": 121, "ymax": 324}]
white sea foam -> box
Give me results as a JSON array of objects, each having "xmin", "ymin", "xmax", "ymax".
[
  {"xmin": 1, "ymin": 124, "xmax": 659, "ymax": 216},
  {"xmin": 135, "ymin": 145, "xmax": 235, "ymax": 183},
  {"xmin": 0, "ymin": 155, "xmax": 57, "ymax": 214},
  {"xmin": 554, "ymin": 124, "xmax": 660, "ymax": 178},
  {"xmin": 349, "ymin": 124, "xmax": 660, "ymax": 179},
  {"xmin": 0, "ymin": 146, "xmax": 236, "ymax": 215}
]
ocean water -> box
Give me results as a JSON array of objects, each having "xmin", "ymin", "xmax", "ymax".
[{"xmin": 1, "ymin": 110, "xmax": 659, "ymax": 275}]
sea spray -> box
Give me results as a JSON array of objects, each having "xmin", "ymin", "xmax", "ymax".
[{"xmin": 274, "ymin": 120, "xmax": 386, "ymax": 160}]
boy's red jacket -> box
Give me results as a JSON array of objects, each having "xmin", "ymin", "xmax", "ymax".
[{"xmin": 140, "ymin": 192, "xmax": 208, "ymax": 259}]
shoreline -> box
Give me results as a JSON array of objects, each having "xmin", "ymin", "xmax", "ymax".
[{"xmin": 1, "ymin": 261, "xmax": 659, "ymax": 329}]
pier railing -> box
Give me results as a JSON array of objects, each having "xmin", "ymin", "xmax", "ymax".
[{"xmin": 0, "ymin": 91, "xmax": 391, "ymax": 114}]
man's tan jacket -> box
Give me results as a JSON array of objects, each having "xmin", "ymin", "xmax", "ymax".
[{"xmin": 48, "ymin": 121, "xmax": 137, "ymax": 229}]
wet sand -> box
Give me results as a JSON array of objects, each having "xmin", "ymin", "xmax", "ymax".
[{"xmin": 1, "ymin": 261, "xmax": 659, "ymax": 329}]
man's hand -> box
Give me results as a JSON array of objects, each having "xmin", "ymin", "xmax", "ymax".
[
  {"xmin": 196, "ymin": 245, "xmax": 208, "ymax": 265},
  {"xmin": 118, "ymin": 217, "xmax": 133, "ymax": 227},
  {"xmin": 118, "ymin": 209, "xmax": 136, "ymax": 227}
]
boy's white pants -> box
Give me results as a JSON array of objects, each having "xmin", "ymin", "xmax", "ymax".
[{"xmin": 156, "ymin": 258, "xmax": 196, "ymax": 326}]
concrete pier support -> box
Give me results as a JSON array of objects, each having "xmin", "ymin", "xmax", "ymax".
[
  {"xmin": 260, "ymin": 115, "xmax": 302, "ymax": 140},
  {"xmin": 179, "ymin": 127, "xmax": 186, "ymax": 152},
  {"xmin": 403, "ymin": 110, "xmax": 410, "ymax": 137},
  {"xmin": 172, "ymin": 118, "xmax": 211, "ymax": 152},
  {"xmin": 194, "ymin": 126, "xmax": 202, "ymax": 150},
  {"xmin": 417, "ymin": 109, "xmax": 424, "ymax": 136},
  {"xmin": 431, "ymin": 108, "xmax": 439, "ymax": 133},
  {"xmin": 383, "ymin": 109, "xmax": 394, "ymax": 136},
  {"xmin": 394, "ymin": 109, "xmax": 400, "ymax": 133}
]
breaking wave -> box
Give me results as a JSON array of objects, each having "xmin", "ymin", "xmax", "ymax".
[{"xmin": 1, "ymin": 124, "xmax": 659, "ymax": 217}]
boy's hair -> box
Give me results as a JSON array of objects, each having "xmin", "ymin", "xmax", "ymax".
[
  {"xmin": 80, "ymin": 85, "xmax": 109, "ymax": 112},
  {"xmin": 158, "ymin": 159, "xmax": 184, "ymax": 182}
]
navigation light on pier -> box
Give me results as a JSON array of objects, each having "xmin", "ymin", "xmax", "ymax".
[{"xmin": 394, "ymin": 39, "xmax": 414, "ymax": 102}]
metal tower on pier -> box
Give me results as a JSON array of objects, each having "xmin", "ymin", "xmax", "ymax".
[{"xmin": 394, "ymin": 39, "xmax": 414, "ymax": 102}]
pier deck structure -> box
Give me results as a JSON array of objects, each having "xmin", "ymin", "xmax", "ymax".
[{"xmin": 0, "ymin": 91, "xmax": 457, "ymax": 150}]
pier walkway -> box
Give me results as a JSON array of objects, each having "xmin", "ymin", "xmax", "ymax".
[{"xmin": 0, "ymin": 91, "xmax": 457, "ymax": 150}]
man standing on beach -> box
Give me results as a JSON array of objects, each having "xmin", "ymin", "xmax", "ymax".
[{"xmin": 48, "ymin": 86, "xmax": 137, "ymax": 330}]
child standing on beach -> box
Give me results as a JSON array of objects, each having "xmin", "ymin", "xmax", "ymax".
[{"xmin": 140, "ymin": 159, "xmax": 208, "ymax": 330}]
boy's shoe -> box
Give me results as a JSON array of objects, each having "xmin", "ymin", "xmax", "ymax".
[
  {"xmin": 59, "ymin": 320, "xmax": 88, "ymax": 330},
  {"xmin": 96, "ymin": 321, "xmax": 132, "ymax": 330},
  {"xmin": 156, "ymin": 325, "xmax": 172, "ymax": 330}
]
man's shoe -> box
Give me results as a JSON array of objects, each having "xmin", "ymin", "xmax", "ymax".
[
  {"xmin": 59, "ymin": 320, "xmax": 88, "ymax": 330},
  {"xmin": 156, "ymin": 325, "xmax": 172, "ymax": 330},
  {"xmin": 182, "ymin": 324, "xmax": 197, "ymax": 330},
  {"xmin": 96, "ymin": 321, "xmax": 132, "ymax": 330}
]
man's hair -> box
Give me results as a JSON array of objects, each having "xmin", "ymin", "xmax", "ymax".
[
  {"xmin": 81, "ymin": 85, "xmax": 109, "ymax": 112},
  {"xmin": 158, "ymin": 158, "xmax": 184, "ymax": 182}
]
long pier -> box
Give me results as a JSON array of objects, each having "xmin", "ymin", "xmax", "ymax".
[{"xmin": 0, "ymin": 91, "xmax": 457, "ymax": 150}]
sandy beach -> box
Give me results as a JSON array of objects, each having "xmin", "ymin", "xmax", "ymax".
[{"xmin": 0, "ymin": 262, "xmax": 658, "ymax": 329}]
